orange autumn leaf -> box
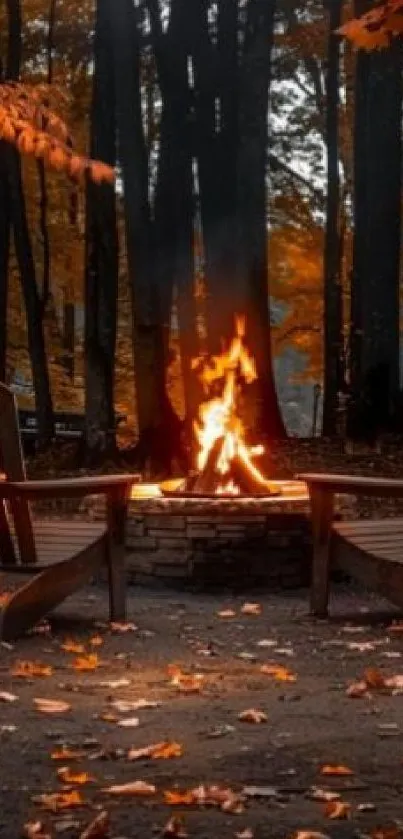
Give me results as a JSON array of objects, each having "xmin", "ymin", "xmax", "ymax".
[
  {"xmin": 11, "ymin": 660, "xmax": 52, "ymax": 678},
  {"xmin": 238, "ymin": 709, "xmax": 267, "ymax": 724},
  {"xmin": 72, "ymin": 653, "xmax": 99, "ymax": 672},
  {"xmin": 128, "ymin": 741, "xmax": 183, "ymax": 761},
  {"xmin": 79, "ymin": 810, "xmax": 110, "ymax": 839},
  {"xmin": 51, "ymin": 747, "xmax": 86, "ymax": 761},
  {"xmin": 164, "ymin": 790, "xmax": 195, "ymax": 805},
  {"xmin": 102, "ymin": 780, "xmax": 156, "ymax": 796},
  {"xmin": 34, "ymin": 698, "xmax": 71, "ymax": 714},
  {"xmin": 167, "ymin": 664, "xmax": 205, "ymax": 693},
  {"xmin": 61, "ymin": 639, "xmax": 85, "ymax": 654},
  {"xmin": 324, "ymin": 801, "xmax": 351, "ymax": 819},
  {"xmin": 163, "ymin": 816, "xmax": 188, "ymax": 838},
  {"xmin": 57, "ymin": 767, "xmax": 94, "ymax": 785},
  {"xmin": 240, "ymin": 602, "xmax": 261, "ymax": 615},
  {"xmin": 34, "ymin": 790, "xmax": 83, "ymax": 812},
  {"xmin": 260, "ymin": 664, "xmax": 296, "ymax": 682},
  {"xmin": 364, "ymin": 668, "xmax": 386, "ymax": 689},
  {"xmin": 163, "ymin": 784, "xmax": 243, "ymax": 812},
  {"xmin": 320, "ymin": 765, "xmax": 353, "ymax": 777},
  {"xmin": 90, "ymin": 635, "xmax": 104, "ymax": 647}
]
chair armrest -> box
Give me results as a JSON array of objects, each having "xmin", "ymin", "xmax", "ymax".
[
  {"xmin": 298, "ymin": 473, "xmax": 403, "ymax": 498},
  {"xmin": 0, "ymin": 474, "xmax": 141, "ymax": 501}
]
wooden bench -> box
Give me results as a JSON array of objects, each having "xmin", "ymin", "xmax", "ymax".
[
  {"xmin": 299, "ymin": 473, "xmax": 403, "ymax": 617},
  {"xmin": 0, "ymin": 382, "xmax": 140, "ymax": 640}
]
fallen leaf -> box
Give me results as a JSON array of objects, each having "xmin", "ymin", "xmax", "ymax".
[
  {"xmin": 57, "ymin": 767, "xmax": 95, "ymax": 785},
  {"xmin": 217, "ymin": 609, "xmax": 236, "ymax": 618},
  {"xmin": 347, "ymin": 641, "xmax": 376, "ymax": 652},
  {"xmin": 324, "ymin": 801, "xmax": 351, "ymax": 819},
  {"xmin": 72, "ymin": 654, "xmax": 99, "ymax": 672},
  {"xmin": 167, "ymin": 664, "xmax": 204, "ymax": 693},
  {"xmin": 385, "ymin": 674, "xmax": 403, "ymax": 689},
  {"xmin": 236, "ymin": 830, "xmax": 254, "ymax": 839},
  {"xmin": 309, "ymin": 787, "xmax": 340, "ymax": 802},
  {"xmin": 320, "ymin": 765, "xmax": 353, "ymax": 776},
  {"xmin": 164, "ymin": 790, "xmax": 195, "ymax": 805},
  {"xmin": 11, "ymin": 660, "xmax": 52, "ymax": 678},
  {"xmin": 34, "ymin": 698, "xmax": 71, "ymax": 714},
  {"xmin": 260, "ymin": 664, "xmax": 296, "ymax": 682},
  {"xmin": 110, "ymin": 621, "xmax": 138, "ymax": 633},
  {"xmin": 240, "ymin": 602, "xmax": 261, "ymax": 615},
  {"xmin": 0, "ymin": 691, "xmax": 18, "ymax": 702},
  {"xmin": 89, "ymin": 635, "xmax": 104, "ymax": 647},
  {"xmin": 117, "ymin": 716, "xmax": 139, "ymax": 728},
  {"xmin": 164, "ymin": 785, "xmax": 243, "ymax": 812},
  {"xmin": 364, "ymin": 668, "xmax": 386, "ymax": 689},
  {"xmin": 79, "ymin": 810, "xmax": 109, "ymax": 839},
  {"xmin": 51, "ymin": 747, "xmax": 87, "ymax": 761},
  {"xmin": 33, "ymin": 790, "xmax": 83, "ymax": 811},
  {"xmin": 162, "ymin": 816, "xmax": 188, "ymax": 837},
  {"xmin": 61, "ymin": 639, "xmax": 85, "ymax": 654},
  {"xmin": 238, "ymin": 709, "xmax": 267, "ymax": 724},
  {"xmin": 346, "ymin": 680, "xmax": 368, "ymax": 698},
  {"xmin": 110, "ymin": 698, "xmax": 160, "ymax": 713},
  {"xmin": 98, "ymin": 678, "xmax": 130, "ymax": 689},
  {"xmin": 22, "ymin": 821, "xmax": 51, "ymax": 839},
  {"xmin": 128, "ymin": 741, "xmax": 182, "ymax": 761},
  {"xmin": 102, "ymin": 780, "xmax": 156, "ymax": 796},
  {"xmin": 256, "ymin": 639, "xmax": 276, "ymax": 648}
]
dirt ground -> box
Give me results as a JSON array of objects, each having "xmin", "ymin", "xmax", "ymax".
[{"xmin": 1, "ymin": 580, "xmax": 403, "ymax": 839}]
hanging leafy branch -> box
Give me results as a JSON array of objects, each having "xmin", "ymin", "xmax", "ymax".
[
  {"xmin": 0, "ymin": 82, "xmax": 114, "ymax": 184},
  {"xmin": 339, "ymin": 0, "xmax": 403, "ymax": 49}
]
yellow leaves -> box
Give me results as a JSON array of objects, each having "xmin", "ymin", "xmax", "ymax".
[
  {"xmin": 238, "ymin": 709, "xmax": 267, "ymax": 724},
  {"xmin": 11, "ymin": 660, "xmax": 52, "ymax": 678},
  {"xmin": 102, "ymin": 780, "xmax": 156, "ymax": 796},
  {"xmin": 72, "ymin": 653, "xmax": 99, "ymax": 672},
  {"xmin": 34, "ymin": 698, "xmax": 71, "ymax": 714},
  {"xmin": 320, "ymin": 764, "xmax": 353, "ymax": 776},
  {"xmin": 57, "ymin": 767, "xmax": 94, "ymax": 785},
  {"xmin": 260, "ymin": 664, "xmax": 296, "ymax": 682},
  {"xmin": 33, "ymin": 790, "xmax": 83, "ymax": 811},
  {"xmin": 127, "ymin": 741, "xmax": 183, "ymax": 761},
  {"xmin": 167, "ymin": 664, "xmax": 205, "ymax": 693}
]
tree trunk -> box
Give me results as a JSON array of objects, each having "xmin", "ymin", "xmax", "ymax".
[
  {"xmin": 236, "ymin": 0, "xmax": 286, "ymax": 438},
  {"xmin": 6, "ymin": 0, "xmax": 54, "ymax": 447},
  {"xmin": 0, "ymin": 147, "xmax": 10, "ymax": 382},
  {"xmin": 348, "ymin": 0, "xmax": 402, "ymax": 439},
  {"xmin": 322, "ymin": 0, "xmax": 343, "ymax": 436},
  {"xmin": 84, "ymin": 0, "xmax": 118, "ymax": 458}
]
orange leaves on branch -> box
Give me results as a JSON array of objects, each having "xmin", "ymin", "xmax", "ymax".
[
  {"xmin": 0, "ymin": 83, "xmax": 114, "ymax": 184},
  {"xmin": 339, "ymin": 0, "xmax": 403, "ymax": 50}
]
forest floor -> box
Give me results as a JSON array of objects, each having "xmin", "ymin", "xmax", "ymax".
[{"xmin": 1, "ymin": 581, "xmax": 403, "ymax": 839}]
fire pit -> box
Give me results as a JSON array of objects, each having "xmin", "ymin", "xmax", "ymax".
[{"xmin": 122, "ymin": 319, "xmax": 312, "ymax": 590}]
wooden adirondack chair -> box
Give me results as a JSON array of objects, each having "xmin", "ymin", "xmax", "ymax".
[{"xmin": 0, "ymin": 383, "xmax": 140, "ymax": 640}]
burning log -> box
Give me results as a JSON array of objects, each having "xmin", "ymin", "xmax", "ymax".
[{"xmin": 191, "ymin": 437, "xmax": 226, "ymax": 495}]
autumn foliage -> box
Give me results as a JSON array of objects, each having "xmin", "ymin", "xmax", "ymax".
[
  {"xmin": 340, "ymin": 0, "xmax": 403, "ymax": 49},
  {"xmin": 0, "ymin": 82, "xmax": 114, "ymax": 184}
]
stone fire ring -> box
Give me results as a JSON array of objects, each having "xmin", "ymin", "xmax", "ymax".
[{"xmin": 123, "ymin": 480, "xmax": 312, "ymax": 589}]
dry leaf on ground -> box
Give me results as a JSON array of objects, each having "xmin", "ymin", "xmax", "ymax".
[
  {"xmin": 164, "ymin": 784, "xmax": 243, "ymax": 813},
  {"xmin": 110, "ymin": 698, "xmax": 160, "ymax": 713},
  {"xmin": 236, "ymin": 830, "xmax": 254, "ymax": 839},
  {"xmin": 110, "ymin": 621, "xmax": 137, "ymax": 633},
  {"xmin": 309, "ymin": 787, "xmax": 340, "ymax": 802},
  {"xmin": 11, "ymin": 660, "xmax": 52, "ymax": 678},
  {"xmin": 33, "ymin": 790, "xmax": 83, "ymax": 811},
  {"xmin": 79, "ymin": 810, "xmax": 109, "ymax": 839},
  {"xmin": 240, "ymin": 602, "xmax": 261, "ymax": 615},
  {"xmin": 238, "ymin": 709, "xmax": 267, "ymax": 724},
  {"xmin": 217, "ymin": 609, "xmax": 236, "ymax": 618},
  {"xmin": 320, "ymin": 765, "xmax": 353, "ymax": 776},
  {"xmin": 162, "ymin": 816, "xmax": 188, "ymax": 837},
  {"xmin": 117, "ymin": 717, "xmax": 140, "ymax": 728},
  {"xmin": 102, "ymin": 780, "xmax": 156, "ymax": 796},
  {"xmin": 57, "ymin": 767, "xmax": 94, "ymax": 785},
  {"xmin": 324, "ymin": 801, "xmax": 351, "ymax": 819},
  {"xmin": 167, "ymin": 664, "xmax": 204, "ymax": 693},
  {"xmin": 0, "ymin": 691, "xmax": 18, "ymax": 702},
  {"xmin": 260, "ymin": 664, "xmax": 296, "ymax": 682},
  {"xmin": 51, "ymin": 748, "xmax": 87, "ymax": 761},
  {"xmin": 72, "ymin": 654, "xmax": 99, "ymax": 672},
  {"xmin": 22, "ymin": 822, "xmax": 51, "ymax": 839},
  {"xmin": 34, "ymin": 698, "xmax": 71, "ymax": 714},
  {"xmin": 89, "ymin": 635, "xmax": 104, "ymax": 647},
  {"xmin": 128, "ymin": 741, "xmax": 182, "ymax": 760},
  {"xmin": 61, "ymin": 639, "xmax": 85, "ymax": 654},
  {"xmin": 98, "ymin": 678, "xmax": 131, "ymax": 689}
]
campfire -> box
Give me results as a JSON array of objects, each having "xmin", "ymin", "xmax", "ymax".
[{"xmin": 171, "ymin": 316, "xmax": 279, "ymax": 498}]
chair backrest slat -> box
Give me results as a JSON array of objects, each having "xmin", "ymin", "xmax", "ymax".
[{"xmin": 0, "ymin": 383, "xmax": 37, "ymax": 564}]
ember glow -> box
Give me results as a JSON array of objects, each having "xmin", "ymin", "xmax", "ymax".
[{"xmin": 192, "ymin": 316, "xmax": 272, "ymax": 495}]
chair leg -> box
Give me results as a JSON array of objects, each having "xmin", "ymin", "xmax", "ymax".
[
  {"xmin": 106, "ymin": 488, "xmax": 128, "ymax": 622},
  {"xmin": 309, "ymin": 487, "xmax": 334, "ymax": 618}
]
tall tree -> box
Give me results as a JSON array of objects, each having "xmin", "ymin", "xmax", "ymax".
[
  {"xmin": 322, "ymin": 0, "xmax": 343, "ymax": 436},
  {"xmin": 84, "ymin": 0, "xmax": 119, "ymax": 458}
]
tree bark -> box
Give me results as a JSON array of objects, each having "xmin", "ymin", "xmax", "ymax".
[
  {"xmin": 322, "ymin": 0, "xmax": 343, "ymax": 436},
  {"xmin": 84, "ymin": 0, "xmax": 118, "ymax": 457},
  {"xmin": 348, "ymin": 0, "xmax": 402, "ymax": 438}
]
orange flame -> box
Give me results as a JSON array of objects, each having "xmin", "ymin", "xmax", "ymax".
[{"xmin": 193, "ymin": 316, "xmax": 269, "ymax": 494}]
